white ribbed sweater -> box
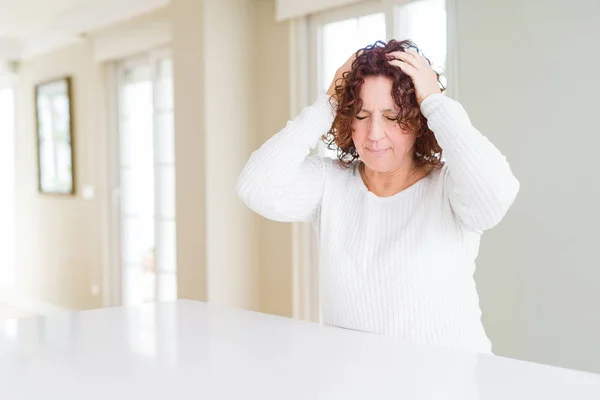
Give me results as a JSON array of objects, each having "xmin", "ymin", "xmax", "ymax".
[{"xmin": 237, "ymin": 93, "xmax": 519, "ymax": 354}]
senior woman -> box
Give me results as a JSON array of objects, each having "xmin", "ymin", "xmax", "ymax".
[{"xmin": 236, "ymin": 39, "xmax": 519, "ymax": 354}]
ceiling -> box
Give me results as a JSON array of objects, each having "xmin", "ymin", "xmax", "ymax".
[
  {"xmin": 0, "ymin": 0, "xmax": 169, "ymax": 60},
  {"xmin": 0, "ymin": 0, "xmax": 88, "ymax": 38}
]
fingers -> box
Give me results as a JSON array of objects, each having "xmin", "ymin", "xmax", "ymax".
[
  {"xmin": 388, "ymin": 51, "xmax": 416, "ymax": 68},
  {"xmin": 405, "ymin": 49, "xmax": 428, "ymax": 67},
  {"xmin": 389, "ymin": 59, "xmax": 418, "ymax": 78},
  {"xmin": 406, "ymin": 49, "xmax": 433, "ymax": 70},
  {"xmin": 388, "ymin": 49, "xmax": 429, "ymax": 69},
  {"xmin": 387, "ymin": 51, "xmax": 419, "ymax": 77}
]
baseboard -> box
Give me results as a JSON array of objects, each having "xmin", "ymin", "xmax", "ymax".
[{"xmin": 0, "ymin": 287, "xmax": 70, "ymax": 316}]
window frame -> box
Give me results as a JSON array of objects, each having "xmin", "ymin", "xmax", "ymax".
[{"xmin": 308, "ymin": 0, "xmax": 457, "ymax": 105}]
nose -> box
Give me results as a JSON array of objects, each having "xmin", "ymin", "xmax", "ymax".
[{"xmin": 367, "ymin": 116, "xmax": 385, "ymax": 141}]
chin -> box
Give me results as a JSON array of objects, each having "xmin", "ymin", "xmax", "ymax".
[{"xmin": 361, "ymin": 156, "xmax": 395, "ymax": 173}]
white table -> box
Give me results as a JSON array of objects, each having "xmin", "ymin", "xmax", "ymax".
[{"xmin": 1, "ymin": 300, "xmax": 599, "ymax": 399}]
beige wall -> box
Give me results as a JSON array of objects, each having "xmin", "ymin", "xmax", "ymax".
[
  {"xmin": 14, "ymin": 41, "xmax": 108, "ymax": 310},
  {"xmin": 254, "ymin": 0, "xmax": 294, "ymax": 317},
  {"xmin": 170, "ymin": 0, "xmax": 208, "ymax": 303},
  {"xmin": 171, "ymin": 0, "xmax": 261, "ymax": 310},
  {"xmin": 172, "ymin": 0, "xmax": 294, "ymax": 315},
  {"xmin": 455, "ymin": 0, "xmax": 600, "ymax": 373}
]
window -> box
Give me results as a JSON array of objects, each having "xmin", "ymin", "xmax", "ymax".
[
  {"xmin": 310, "ymin": 0, "xmax": 446, "ymax": 159},
  {"xmin": 320, "ymin": 13, "xmax": 387, "ymax": 95},
  {"xmin": 115, "ymin": 51, "xmax": 177, "ymax": 306},
  {"xmin": 395, "ymin": 0, "xmax": 447, "ymax": 86},
  {"xmin": 311, "ymin": 4, "xmax": 388, "ymax": 158}
]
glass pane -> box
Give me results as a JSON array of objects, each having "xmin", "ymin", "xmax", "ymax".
[
  {"xmin": 123, "ymin": 267, "xmax": 156, "ymax": 306},
  {"xmin": 322, "ymin": 18, "xmax": 358, "ymax": 94},
  {"xmin": 122, "ymin": 216, "xmax": 155, "ymax": 266},
  {"xmin": 156, "ymin": 79, "xmax": 173, "ymax": 110},
  {"xmin": 394, "ymin": 0, "xmax": 446, "ymax": 72},
  {"xmin": 156, "ymin": 220, "xmax": 176, "ymax": 273},
  {"xmin": 132, "ymin": 119, "xmax": 154, "ymax": 167},
  {"xmin": 121, "ymin": 167, "xmax": 155, "ymax": 217},
  {"xmin": 357, "ymin": 13, "xmax": 388, "ymax": 48},
  {"xmin": 157, "ymin": 273, "xmax": 177, "ymax": 302},
  {"xmin": 119, "ymin": 119, "xmax": 133, "ymax": 167},
  {"xmin": 120, "ymin": 111, "xmax": 154, "ymax": 216},
  {"xmin": 155, "ymin": 111, "xmax": 175, "ymax": 165},
  {"xmin": 155, "ymin": 58, "xmax": 173, "ymax": 110},
  {"xmin": 321, "ymin": 13, "xmax": 386, "ymax": 94},
  {"xmin": 120, "ymin": 68, "xmax": 152, "ymax": 116},
  {"xmin": 155, "ymin": 78, "xmax": 173, "ymax": 111},
  {"xmin": 120, "ymin": 119, "xmax": 153, "ymax": 169},
  {"xmin": 157, "ymin": 58, "xmax": 173, "ymax": 78},
  {"xmin": 158, "ymin": 166, "xmax": 175, "ymax": 219}
]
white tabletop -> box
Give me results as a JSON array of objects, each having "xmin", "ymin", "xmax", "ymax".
[{"xmin": 1, "ymin": 300, "xmax": 599, "ymax": 399}]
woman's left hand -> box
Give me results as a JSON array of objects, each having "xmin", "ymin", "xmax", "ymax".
[{"xmin": 388, "ymin": 49, "xmax": 441, "ymax": 105}]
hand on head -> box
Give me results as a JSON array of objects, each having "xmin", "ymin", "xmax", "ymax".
[
  {"xmin": 326, "ymin": 44, "xmax": 441, "ymax": 105},
  {"xmin": 386, "ymin": 49, "xmax": 442, "ymax": 105}
]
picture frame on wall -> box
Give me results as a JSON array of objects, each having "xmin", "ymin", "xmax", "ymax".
[{"xmin": 34, "ymin": 76, "xmax": 75, "ymax": 195}]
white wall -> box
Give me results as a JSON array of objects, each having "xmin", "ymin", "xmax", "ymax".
[{"xmin": 455, "ymin": 0, "xmax": 600, "ymax": 373}]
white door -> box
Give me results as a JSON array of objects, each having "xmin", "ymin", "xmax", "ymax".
[{"xmin": 113, "ymin": 50, "xmax": 177, "ymax": 306}]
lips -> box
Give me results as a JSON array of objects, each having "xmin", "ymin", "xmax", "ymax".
[{"xmin": 366, "ymin": 148, "xmax": 390, "ymax": 154}]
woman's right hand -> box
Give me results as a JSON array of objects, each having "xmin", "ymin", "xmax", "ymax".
[{"xmin": 326, "ymin": 51, "xmax": 360, "ymax": 97}]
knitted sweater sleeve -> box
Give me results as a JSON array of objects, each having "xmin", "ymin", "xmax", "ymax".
[
  {"xmin": 236, "ymin": 95, "xmax": 335, "ymax": 222},
  {"xmin": 420, "ymin": 94, "xmax": 520, "ymax": 231}
]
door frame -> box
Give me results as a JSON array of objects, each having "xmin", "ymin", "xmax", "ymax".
[{"xmin": 105, "ymin": 47, "xmax": 173, "ymax": 308}]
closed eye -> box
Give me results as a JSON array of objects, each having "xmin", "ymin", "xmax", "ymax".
[
  {"xmin": 356, "ymin": 115, "xmax": 368, "ymax": 120},
  {"xmin": 385, "ymin": 116, "xmax": 397, "ymax": 121}
]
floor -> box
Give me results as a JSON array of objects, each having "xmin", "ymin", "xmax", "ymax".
[{"xmin": 0, "ymin": 303, "xmax": 33, "ymax": 320}]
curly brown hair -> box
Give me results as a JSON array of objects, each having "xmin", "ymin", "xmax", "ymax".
[{"xmin": 324, "ymin": 39, "xmax": 445, "ymax": 168}]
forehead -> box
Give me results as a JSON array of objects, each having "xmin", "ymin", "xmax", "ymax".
[{"xmin": 359, "ymin": 76, "xmax": 397, "ymax": 110}]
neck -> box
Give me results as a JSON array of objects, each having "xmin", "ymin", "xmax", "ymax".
[{"xmin": 361, "ymin": 161, "xmax": 422, "ymax": 197}]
